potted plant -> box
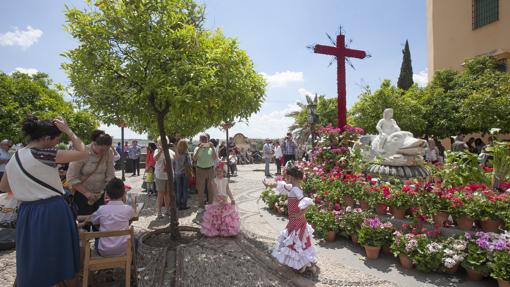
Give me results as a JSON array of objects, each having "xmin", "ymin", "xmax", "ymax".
[
  {"xmin": 410, "ymin": 236, "xmax": 444, "ymax": 272},
  {"xmin": 491, "ymin": 249, "xmax": 510, "ymax": 287},
  {"xmin": 365, "ymin": 183, "xmax": 390, "ymax": 215},
  {"xmin": 441, "ymin": 237, "xmax": 467, "ymax": 274},
  {"xmin": 478, "ymin": 191, "xmax": 509, "ymax": 232},
  {"xmin": 390, "ymin": 231, "xmax": 418, "ymax": 269},
  {"xmin": 418, "ymin": 186, "xmax": 450, "ymax": 226},
  {"xmin": 309, "ymin": 210, "xmax": 338, "ymax": 241},
  {"xmin": 462, "ymin": 232, "xmax": 490, "ymax": 281},
  {"xmin": 388, "ymin": 184, "xmax": 417, "ymax": 219},
  {"xmin": 448, "ymin": 189, "xmax": 478, "ymax": 231},
  {"xmin": 354, "ymin": 180, "xmax": 371, "ymax": 210},
  {"xmin": 340, "ymin": 174, "xmax": 360, "ymax": 207},
  {"xmin": 357, "ymin": 217, "xmax": 393, "ymax": 260},
  {"xmin": 338, "ymin": 208, "xmax": 371, "ymax": 244}
]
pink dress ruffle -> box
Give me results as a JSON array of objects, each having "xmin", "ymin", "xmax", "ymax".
[{"xmin": 200, "ymin": 201, "xmax": 240, "ymax": 237}]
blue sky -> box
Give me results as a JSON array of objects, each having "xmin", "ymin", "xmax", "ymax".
[{"xmin": 0, "ymin": 0, "xmax": 428, "ymax": 140}]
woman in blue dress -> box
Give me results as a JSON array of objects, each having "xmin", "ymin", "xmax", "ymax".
[{"xmin": 0, "ymin": 116, "xmax": 89, "ymax": 287}]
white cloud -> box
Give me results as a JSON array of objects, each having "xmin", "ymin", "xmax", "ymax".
[
  {"xmin": 298, "ymin": 88, "xmax": 314, "ymax": 100},
  {"xmin": 13, "ymin": 67, "xmax": 38, "ymax": 76},
  {"xmin": 204, "ymin": 104, "xmax": 301, "ymax": 140},
  {"xmin": 0, "ymin": 26, "xmax": 43, "ymax": 49},
  {"xmin": 413, "ymin": 69, "xmax": 428, "ymax": 87},
  {"xmin": 261, "ymin": 71, "xmax": 304, "ymax": 88}
]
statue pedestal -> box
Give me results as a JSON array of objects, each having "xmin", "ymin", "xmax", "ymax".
[{"xmin": 365, "ymin": 164, "xmax": 429, "ymax": 180}]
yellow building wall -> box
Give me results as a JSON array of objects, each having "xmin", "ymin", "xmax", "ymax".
[{"xmin": 427, "ymin": 0, "xmax": 510, "ymax": 79}]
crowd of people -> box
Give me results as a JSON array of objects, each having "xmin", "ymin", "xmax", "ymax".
[{"xmin": 0, "ymin": 114, "xmax": 506, "ymax": 286}]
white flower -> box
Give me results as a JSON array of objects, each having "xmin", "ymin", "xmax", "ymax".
[
  {"xmin": 490, "ymin": 128, "xmax": 501, "ymax": 135},
  {"xmin": 345, "ymin": 206, "xmax": 352, "ymax": 212},
  {"xmin": 453, "ymin": 254, "xmax": 464, "ymax": 262},
  {"xmin": 427, "ymin": 242, "xmax": 442, "ymax": 253},
  {"xmin": 444, "ymin": 257, "xmax": 457, "ymax": 268},
  {"xmin": 443, "ymin": 248, "xmax": 455, "ymax": 256}
]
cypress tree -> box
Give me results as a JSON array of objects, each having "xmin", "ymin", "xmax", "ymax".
[{"xmin": 397, "ymin": 40, "xmax": 414, "ymax": 90}]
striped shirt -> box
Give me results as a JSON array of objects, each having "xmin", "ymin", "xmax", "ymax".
[{"xmin": 30, "ymin": 148, "xmax": 58, "ymax": 167}]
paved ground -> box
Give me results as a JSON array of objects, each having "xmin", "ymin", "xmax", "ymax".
[{"xmin": 0, "ymin": 164, "xmax": 499, "ymax": 286}]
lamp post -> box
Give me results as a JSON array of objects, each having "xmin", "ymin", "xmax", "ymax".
[
  {"xmin": 221, "ymin": 122, "xmax": 235, "ymax": 178},
  {"xmin": 308, "ymin": 101, "xmax": 318, "ymax": 147},
  {"xmin": 118, "ymin": 121, "xmax": 127, "ymax": 181}
]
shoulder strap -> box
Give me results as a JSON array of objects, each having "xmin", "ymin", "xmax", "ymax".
[
  {"xmin": 81, "ymin": 152, "xmax": 105, "ymax": 184},
  {"xmin": 15, "ymin": 151, "xmax": 63, "ymax": 196}
]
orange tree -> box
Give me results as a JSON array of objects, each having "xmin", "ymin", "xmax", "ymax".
[{"xmin": 63, "ymin": 0, "xmax": 265, "ymax": 238}]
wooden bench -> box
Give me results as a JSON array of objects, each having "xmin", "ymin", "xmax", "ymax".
[{"xmin": 80, "ymin": 227, "xmax": 135, "ymax": 287}]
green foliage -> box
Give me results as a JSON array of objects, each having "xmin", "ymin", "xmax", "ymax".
[
  {"xmin": 259, "ymin": 188, "xmax": 288, "ymax": 215},
  {"xmin": 490, "ymin": 250, "xmax": 510, "ymax": 281},
  {"xmin": 287, "ymin": 95, "xmax": 337, "ymax": 144},
  {"xmin": 337, "ymin": 209, "xmax": 372, "ymax": 236},
  {"xmin": 306, "ymin": 209, "xmax": 338, "ymax": 239},
  {"xmin": 486, "ymin": 141, "xmax": 510, "ymax": 186},
  {"xmin": 411, "ymin": 236, "xmax": 444, "ymax": 273},
  {"xmin": 439, "ymin": 151, "xmax": 491, "ymax": 188},
  {"xmin": 397, "ymin": 40, "xmax": 413, "ymax": 91},
  {"xmin": 462, "ymin": 241, "xmax": 490, "ymax": 275},
  {"xmin": 0, "ymin": 71, "xmax": 98, "ymax": 143},
  {"xmin": 349, "ymin": 55, "xmax": 510, "ymax": 138},
  {"xmin": 63, "ymin": 0, "xmax": 265, "ymax": 137}
]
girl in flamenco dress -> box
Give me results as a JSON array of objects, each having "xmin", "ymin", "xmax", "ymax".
[
  {"xmin": 264, "ymin": 164, "xmax": 317, "ymax": 273},
  {"xmin": 200, "ymin": 162, "xmax": 240, "ymax": 237}
]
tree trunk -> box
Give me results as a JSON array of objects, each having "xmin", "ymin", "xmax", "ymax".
[{"xmin": 156, "ymin": 112, "xmax": 180, "ymax": 239}]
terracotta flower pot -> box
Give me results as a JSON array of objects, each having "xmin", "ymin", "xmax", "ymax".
[
  {"xmin": 375, "ymin": 204, "xmax": 387, "ymax": 215},
  {"xmin": 481, "ymin": 218, "xmax": 502, "ymax": 232},
  {"xmin": 465, "ymin": 267, "xmax": 484, "ymax": 281},
  {"xmin": 433, "ymin": 212, "xmax": 449, "ymax": 226},
  {"xmin": 343, "ymin": 195, "xmax": 355, "ymax": 207},
  {"xmin": 351, "ymin": 234, "xmax": 359, "ymax": 245},
  {"xmin": 391, "ymin": 207, "xmax": 407, "ymax": 219},
  {"xmin": 359, "ymin": 200, "xmax": 369, "ymax": 210},
  {"xmin": 456, "ymin": 216, "xmax": 474, "ymax": 230},
  {"xmin": 364, "ymin": 245, "xmax": 381, "ymax": 260},
  {"xmin": 497, "ymin": 278, "xmax": 510, "ymax": 287},
  {"xmin": 398, "ymin": 254, "xmax": 413, "ymax": 269},
  {"xmin": 444, "ymin": 263, "xmax": 460, "ymax": 274},
  {"xmin": 325, "ymin": 230, "xmax": 336, "ymax": 242}
]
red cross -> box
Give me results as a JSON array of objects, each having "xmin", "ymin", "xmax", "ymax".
[{"xmin": 314, "ymin": 33, "xmax": 366, "ymax": 128}]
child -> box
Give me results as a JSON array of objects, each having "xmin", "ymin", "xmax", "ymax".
[
  {"xmin": 200, "ymin": 162, "xmax": 240, "ymax": 237},
  {"xmin": 144, "ymin": 166, "xmax": 155, "ymax": 196},
  {"xmin": 267, "ymin": 165, "xmax": 317, "ymax": 273},
  {"xmin": 89, "ymin": 178, "xmax": 135, "ymax": 256}
]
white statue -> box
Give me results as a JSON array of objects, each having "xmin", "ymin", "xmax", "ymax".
[{"xmin": 362, "ymin": 108, "xmax": 427, "ymax": 166}]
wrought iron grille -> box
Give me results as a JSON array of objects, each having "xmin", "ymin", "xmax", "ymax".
[{"xmin": 473, "ymin": 0, "xmax": 499, "ymax": 29}]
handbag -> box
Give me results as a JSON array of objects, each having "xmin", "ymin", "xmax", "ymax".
[
  {"xmin": 71, "ymin": 152, "xmax": 105, "ymax": 204},
  {"xmin": 184, "ymin": 154, "xmax": 194, "ymax": 178}
]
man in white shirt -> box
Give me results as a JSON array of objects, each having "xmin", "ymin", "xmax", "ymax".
[
  {"xmin": 262, "ymin": 139, "xmax": 274, "ymax": 177},
  {"xmin": 273, "ymin": 141, "xmax": 283, "ymax": 175}
]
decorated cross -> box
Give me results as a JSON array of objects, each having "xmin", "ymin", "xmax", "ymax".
[{"xmin": 314, "ymin": 33, "xmax": 366, "ymax": 128}]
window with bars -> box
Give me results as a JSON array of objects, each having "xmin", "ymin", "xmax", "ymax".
[{"xmin": 473, "ymin": 0, "xmax": 499, "ymax": 29}]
